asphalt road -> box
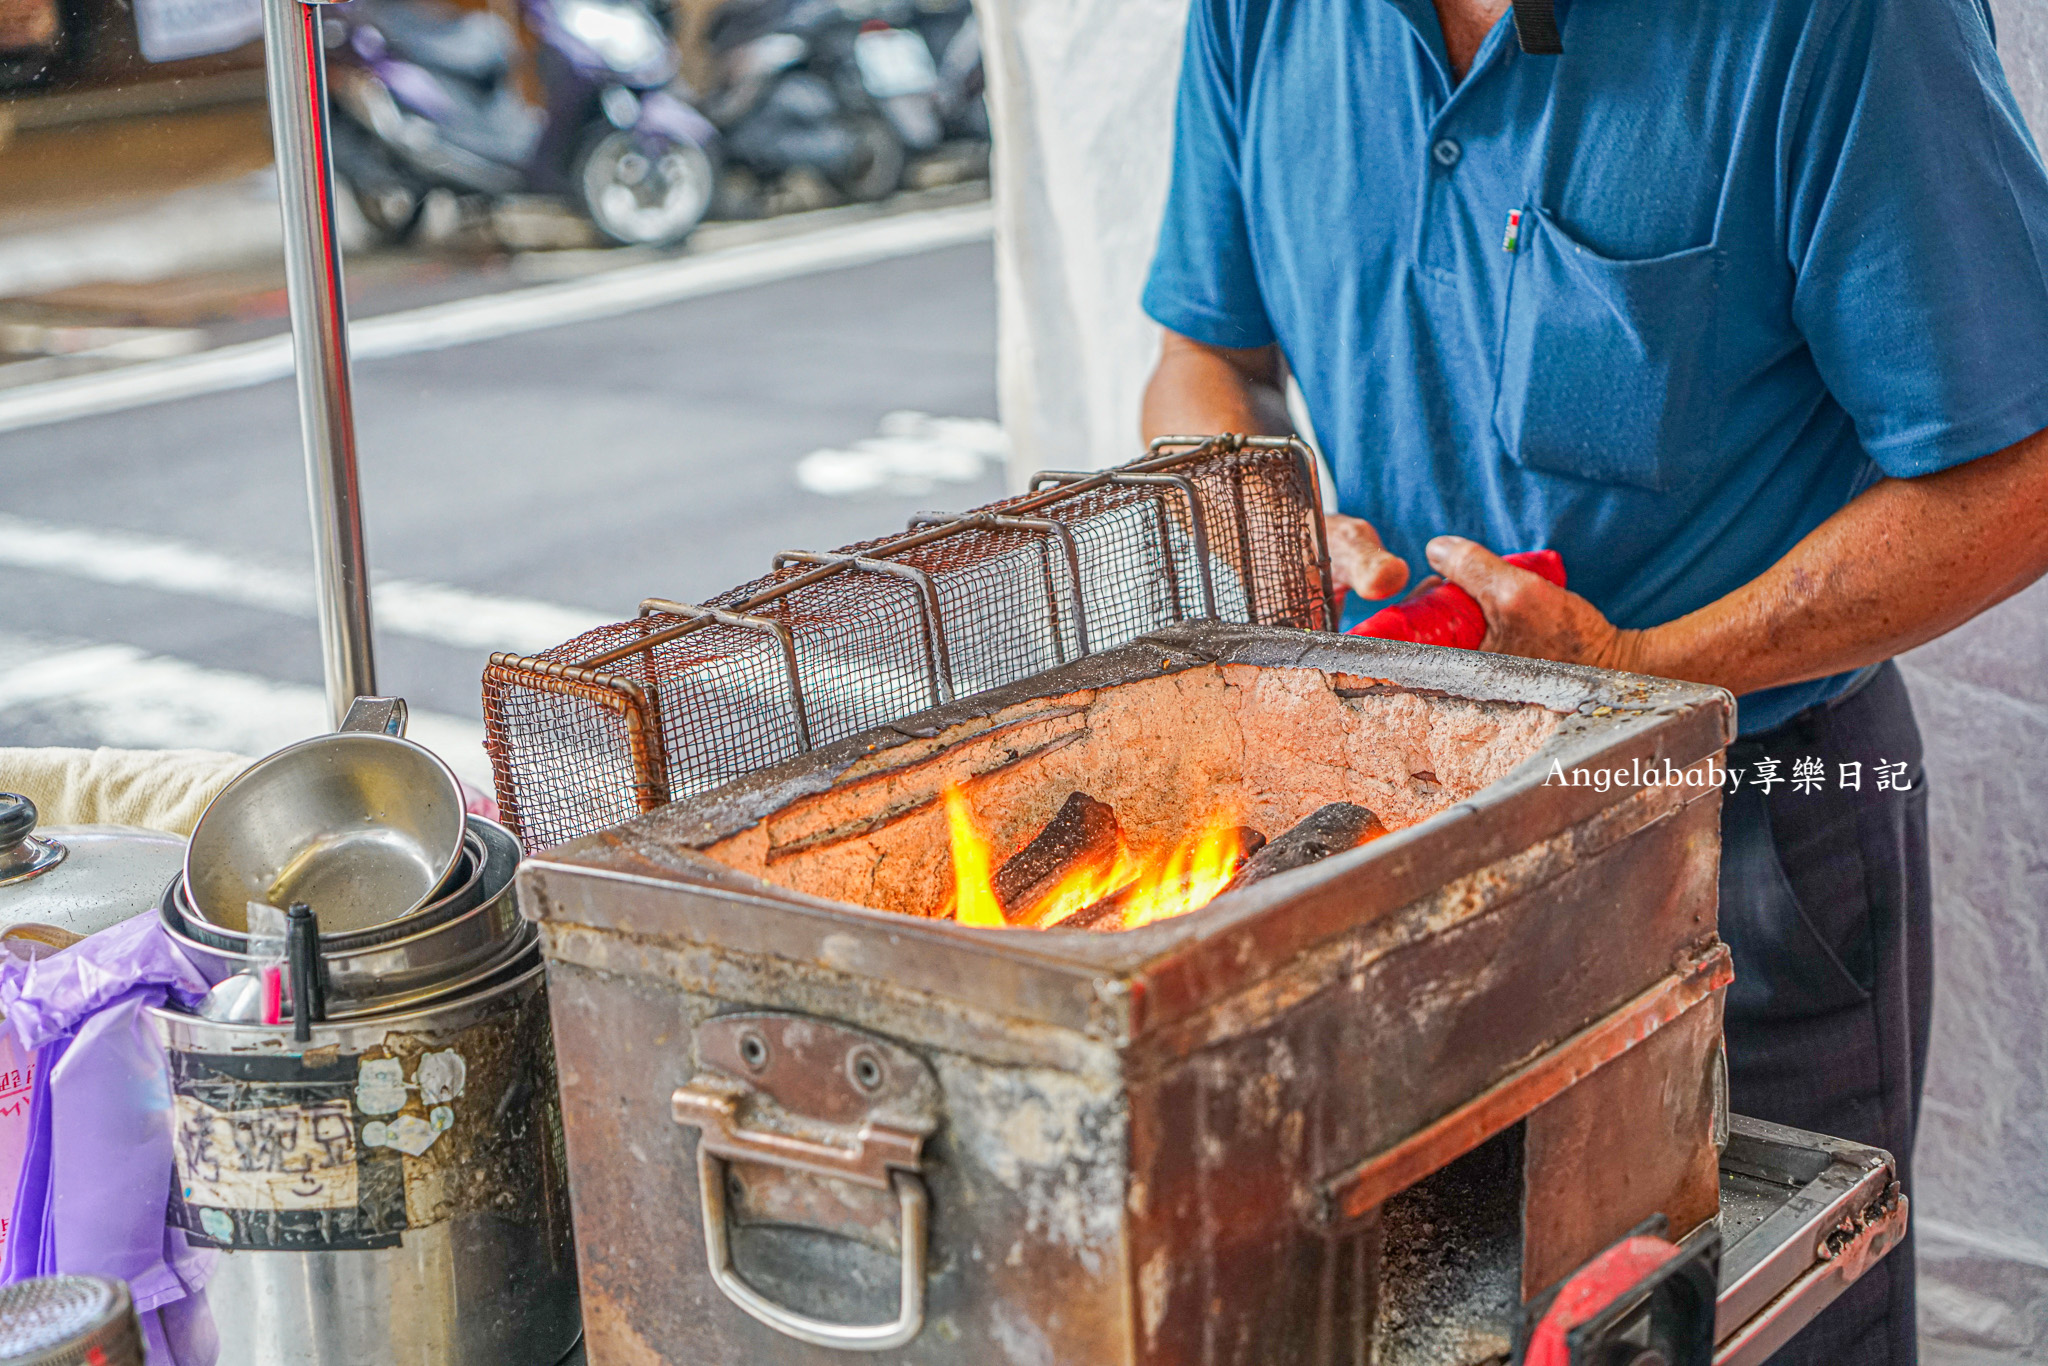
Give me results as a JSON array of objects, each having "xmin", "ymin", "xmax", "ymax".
[{"xmin": 0, "ymin": 230, "xmax": 1003, "ymax": 782}]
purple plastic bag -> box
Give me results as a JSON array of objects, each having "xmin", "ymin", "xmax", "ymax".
[
  {"xmin": 0, "ymin": 912, "xmax": 211, "ymax": 1050},
  {"xmin": 2, "ymin": 1045, "xmax": 56, "ymax": 1285},
  {"xmin": 0, "ymin": 912, "xmax": 218, "ymax": 1364}
]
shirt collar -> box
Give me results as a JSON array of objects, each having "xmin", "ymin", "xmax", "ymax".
[{"xmin": 1376, "ymin": 0, "xmax": 1569, "ymax": 97}]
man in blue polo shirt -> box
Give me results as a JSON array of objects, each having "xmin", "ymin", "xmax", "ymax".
[{"xmin": 1140, "ymin": 0, "xmax": 2048, "ymax": 1359}]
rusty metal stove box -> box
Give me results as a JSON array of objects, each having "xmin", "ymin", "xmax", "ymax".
[{"xmin": 518, "ymin": 623, "xmax": 1736, "ymax": 1365}]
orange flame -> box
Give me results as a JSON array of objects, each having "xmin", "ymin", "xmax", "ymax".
[
  {"xmin": 1019, "ymin": 845, "xmax": 1136, "ymax": 927},
  {"xmin": 941, "ymin": 784, "xmax": 1251, "ymax": 931},
  {"xmin": 1105, "ymin": 812, "xmax": 1251, "ymax": 929},
  {"xmin": 942, "ymin": 783, "xmax": 1007, "ymax": 928}
]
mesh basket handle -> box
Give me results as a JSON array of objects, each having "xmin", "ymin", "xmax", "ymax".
[
  {"xmin": 772, "ymin": 552, "xmax": 956, "ymax": 707},
  {"xmin": 634, "ymin": 601, "xmax": 814, "ymax": 752},
  {"xmin": 906, "ymin": 512, "xmax": 1092, "ymax": 661}
]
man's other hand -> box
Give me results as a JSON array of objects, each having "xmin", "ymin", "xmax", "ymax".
[
  {"xmin": 1425, "ymin": 535, "xmax": 1642, "ymax": 672},
  {"xmin": 1329, "ymin": 514, "xmax": 1410, "ymax": 606}
]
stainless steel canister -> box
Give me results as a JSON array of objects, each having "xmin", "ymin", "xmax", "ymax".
[
  {"xmin": 0, "ymin": 1275, "xmax": 144, "ymax": 1366},
  {"xmin": 147, "ymin": 958, "xmax": 577, "ymax": 1366}
]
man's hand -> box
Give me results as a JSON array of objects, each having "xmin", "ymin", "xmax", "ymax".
[
  {"xmin": 1425, "ymin": 536, "xmax": 1643, "ymax": 672},
  {"xmin": 1330, "ymin": 514, "xmax": 1410, "ymax": 605}
]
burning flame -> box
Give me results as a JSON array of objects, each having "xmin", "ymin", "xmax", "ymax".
[
  {"xmin": 941, "ymin": 783, "xmax": 1252, "ymax": 931},
  {"xmin": 1107, "ymin": 814, "xmax": 1250, "ymax": 929},
  {"xmin": 942, "ymin": 783, "xmax": 1007, "ymax": 928}
]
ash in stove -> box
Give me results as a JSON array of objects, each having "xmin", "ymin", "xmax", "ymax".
[{"xmin": 1374, "ymin": 1124, "xmax": 1524, "ymax": 1366}]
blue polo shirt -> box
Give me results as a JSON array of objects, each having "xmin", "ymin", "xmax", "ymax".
[{"xmin": 1142, "ymin": 0, "xmax": 2048, "ymax": 733}]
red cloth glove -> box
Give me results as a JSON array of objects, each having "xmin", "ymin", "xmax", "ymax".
[{"xmin": 1349, "ymin": 549, "xmax": 1566, "ymax": 649}]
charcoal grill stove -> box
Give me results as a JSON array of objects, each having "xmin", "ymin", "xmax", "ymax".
[
  {"xmin": 517, "ymin": 623, "xmax": 1903, "ymax": 1365},
  {"xmin": 496, "ymin": 438, "xmax": 1903, "ymax": 1364}
]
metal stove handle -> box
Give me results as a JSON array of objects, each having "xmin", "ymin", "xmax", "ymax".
[
  {"xmin": 675, "ymin": 1080, "xmax": 932, "ymax": 1352},
  {"xmin": 694, "ymin": 1146, "xmax": 929, "ymax": 1352}
]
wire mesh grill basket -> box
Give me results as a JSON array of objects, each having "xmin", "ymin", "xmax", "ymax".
[{"xmin": 482, "ymin": 435, "xmax": 1334, "ymax": 851}]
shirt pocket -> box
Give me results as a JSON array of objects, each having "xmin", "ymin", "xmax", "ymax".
[{"xmin": 1493, "ymin": 209, "xmax": 1723, "ymax": 494}]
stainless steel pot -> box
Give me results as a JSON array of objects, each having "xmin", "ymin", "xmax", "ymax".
[
  {"xmin": 0, "ymin": 793, "xmax": 187, "ymax": 944},
  {"xmin": 149, "ymin": 959, "xmax": 579, "ymax": 1366},
  {"xmin": 159, "ymin": 818, "xmax": 529, "ymax": 1019},
  {"xmin": 183, "ymin": 697, "xmax": 466, "ymax": 935}
]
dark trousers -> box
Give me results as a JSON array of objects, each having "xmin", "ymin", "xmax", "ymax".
[{"xmin": 1719, "ymin": 661, "xmax": 1933, "ymax": 1365}]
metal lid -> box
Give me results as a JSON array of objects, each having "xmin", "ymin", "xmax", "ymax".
[
  {"xmin": 0, "ymin": 1275, "xmax": 143, "ymax": 1366},
  {"xmin": 0, "ymin": 811, "xmax": 186, "ymax": 944},
  {"xmin": 0, "ymin": 796, "xmax": 65, "ymax": 890}
]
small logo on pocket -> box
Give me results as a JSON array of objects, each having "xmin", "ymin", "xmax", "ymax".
[{"xmin": 1502, "ymin": 209, "xmax": 1523, "ymax": 253}]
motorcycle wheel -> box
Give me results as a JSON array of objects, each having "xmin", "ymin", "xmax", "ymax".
[
  {"xmin": 828, "ymin": 114, "xmax": 907, "ymax": 204},
  {"xmin": 573, "ymin": 126, "xmax": 718, "ymax": 248},
  {"xmin": 343, "ymin": 176, "xmax": 427, "ymax": 247}
]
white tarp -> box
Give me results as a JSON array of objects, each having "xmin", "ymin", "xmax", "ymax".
[
  {"xmin": 979, "ymin": 0, "xmax": 1189, "ymax": 481},
  {"xmin": 980, "ymin": 0, "xmax": 2048, "ymax": 1356},
  {"xmin": 1904, "ymin": 9, "xmax": 2048, "ymax": 1337}
]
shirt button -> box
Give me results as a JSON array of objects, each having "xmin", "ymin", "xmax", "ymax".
[{"xmin": 1432, "ymin": 137, "xmax": 1462, "ymax": 167}]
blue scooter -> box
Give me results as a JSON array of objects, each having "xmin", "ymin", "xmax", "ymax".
[{"xmin": 326, "ymin": 0, "xmax": 719, "ymax": 247}]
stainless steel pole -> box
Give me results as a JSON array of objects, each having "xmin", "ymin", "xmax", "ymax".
[{"xmin": 259, "ymin": 0, "xmax": 375, "ymax": 728}]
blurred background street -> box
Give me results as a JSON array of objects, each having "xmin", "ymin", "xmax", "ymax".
[{"xmin": 0, "ymin": 0, "xmax": 1001, "ymax": 782}]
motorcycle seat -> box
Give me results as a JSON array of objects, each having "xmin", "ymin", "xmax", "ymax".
[
  {"xmin": 702, "ymin": 0, "xmax": 790, "ymax": 53},
  {"xmin": 369, "ymin": 1, "xmax": 514, "ymax": 83}
]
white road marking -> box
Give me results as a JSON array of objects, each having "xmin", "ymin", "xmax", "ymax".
[
  {"xmin": 0, "ymin": 513, "xmax": 610, "ymax": 654},
  {"xmin": 795, "ymin": 410, "xmax": 1007, "ymax": 497},
  {"xmin": 0, "ymin": 201, "xmax": 995, "ymax": 435},
  {"xmin": 0, "ymin": 633, "xmax": 490, "ymax": 786}
]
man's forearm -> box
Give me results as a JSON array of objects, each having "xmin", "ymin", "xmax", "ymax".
[
  {"xmin": 1140, "ymin": 332, "xmax": 1293, "ymax": 443},
  {"xmin": 1624, "ymin": 428, "xmax": 2048, "ymax": 696}
]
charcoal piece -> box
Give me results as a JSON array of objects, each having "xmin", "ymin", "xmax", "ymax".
[
  {"xmin": 1059, "ymin": 898, "xmax": 1127, "ymax": 933},
  {"xmin": 993, "ymin": 792, "xmax": 1124, "ymax": 926},
  {"xmin": 1222, "ymin": 803, "xmax": 1386, "ymax": 895}
]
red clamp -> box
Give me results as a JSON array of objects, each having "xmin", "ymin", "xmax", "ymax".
[
  {"xmin": 1514, "ymin": 1217, "xmax": 1719, "ymax": 1366},
  {"xmin": 1522, "ymin": 1236, "xmax": 1683, "ymax": 1366}
]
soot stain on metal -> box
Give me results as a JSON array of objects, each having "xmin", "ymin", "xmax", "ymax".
[
  {"xmin": 935, "ymin": 1058, "xmax": 1127, "ymax": 1272},
  {"xmin": 360, "ymin": 980, "xmax": 561, "ymax": 1229}
]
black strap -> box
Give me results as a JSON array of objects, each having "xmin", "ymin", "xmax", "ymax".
[{"xmin": 1511, "ymin": 0, "xmax": 1563, "ymax": 54}]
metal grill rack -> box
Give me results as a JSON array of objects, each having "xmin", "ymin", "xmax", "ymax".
[{"xmin": 481, "ymin": 435, "xmax": 1334, "ymax": 851}]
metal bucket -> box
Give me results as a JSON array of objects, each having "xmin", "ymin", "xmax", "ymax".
[{"xmin": 147, "ymin": 958, "xmax": 578, "ymax": 1366}]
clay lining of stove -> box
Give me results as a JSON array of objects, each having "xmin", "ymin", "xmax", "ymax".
[{"xmin": 702, "ymin": 662, "xmax": 1564, "ymax": 923}]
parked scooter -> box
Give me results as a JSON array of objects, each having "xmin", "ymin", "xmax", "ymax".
[
  {"xmin": 905, "ymin": 0, "xmax": 984, "ymax": 142},
  {"xmin": 702, "ymin": 0, "xmax": 935, "ymax": 207},
  {"xmin": 326, "ymin": 0, "xmax": 719, "ymax": 247}
]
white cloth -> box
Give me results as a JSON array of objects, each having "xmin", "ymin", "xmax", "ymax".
[
  {"xmin": 0, "ymin": 748, "xmax": 250, "ymax": 837},
  {"xmin": 131, "ymin": 0, "xmax": 261, "ymax": 63}
]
